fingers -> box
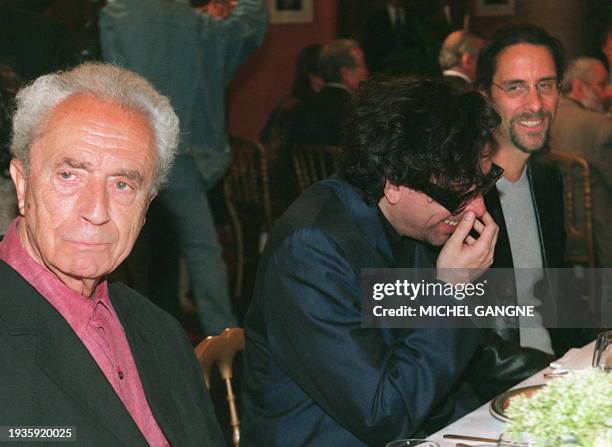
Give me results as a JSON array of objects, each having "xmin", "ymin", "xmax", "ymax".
[
  {"xmin": 472, "ymin": 218, "xmax": 485, "ymax": 235},
  {"xmin": 447, "ymin": 211, "xmax": 476, "ymax": 246},
  {"xmin": 473, "ymin": 212, "xmax": 498, "ymax": 249},
  {"xmin": 464, "ymin": 235, "xmax": 477, "ymax": 246}
]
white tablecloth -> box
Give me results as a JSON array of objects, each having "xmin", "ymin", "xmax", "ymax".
[{"xmin": 429, "ymin": 341, "xmax": 596, "ymax": 446}]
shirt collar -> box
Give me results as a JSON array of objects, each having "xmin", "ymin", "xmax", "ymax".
[
  {"xmin": 0, "ymin": 217, "xmax": 111, "ymax": 337},
  {"xmin": 325, "ymin": 82, "xmax": 352, "ymax": 93},
  {"xmin": 443, "ymin": 69, "xmax": 472, "ymax": 84}
]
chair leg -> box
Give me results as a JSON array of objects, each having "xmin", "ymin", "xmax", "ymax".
[{"xmin": 224, "ymin": 378, "xmax": 240, "ymax": 446}]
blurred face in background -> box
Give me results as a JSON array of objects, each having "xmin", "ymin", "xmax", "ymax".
[
  {"xmin": 579, "ymin": 63, "xmax": 608, "ymax": 113},
  {"xmin": 342, "ymin": 48, "xmax": 369, "ymax": 92}
]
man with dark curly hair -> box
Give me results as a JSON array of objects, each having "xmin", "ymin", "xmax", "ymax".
[{"xmin": 242, "ymin": 76, "xmax": 503, "ymax": 446}]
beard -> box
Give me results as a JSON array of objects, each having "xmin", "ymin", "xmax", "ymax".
[{"xmin": 508, "ymin": 111, "xmax": 553, "ymax": 154}]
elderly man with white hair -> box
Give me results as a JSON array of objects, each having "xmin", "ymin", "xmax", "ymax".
[
  {"xmin": 0, "ymin": 63, "xmax": 224, "ymax": 446},
  {"xmin": 551, "ymin": 57, "xmax": 612, "ymax": 267},
  {"xmin": 439, "ymin": 30, "xmax": 484, "ymax": 92}
]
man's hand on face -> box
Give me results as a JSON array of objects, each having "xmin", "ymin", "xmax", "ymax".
[{"xmin": 436, "ymin": 211, "xmax": 498, "ymax": 285}]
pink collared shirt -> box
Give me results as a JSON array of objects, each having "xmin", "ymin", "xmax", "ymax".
[{"xmin": 0, "ymin": 218, "xmax": 169, "ymax": 447}]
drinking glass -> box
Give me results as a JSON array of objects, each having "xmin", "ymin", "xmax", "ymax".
[
  {"xmin": 385, "ymin": 440, "xmax": 439, "ymax": 447},
  {"xmin": 592, "ymin": 330, "xmax": 612, "ymax": 371}
]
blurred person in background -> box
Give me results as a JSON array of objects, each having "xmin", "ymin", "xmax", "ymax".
[
  {"xmin": 0, "ymin": 63, "xmax": 20, "ymax": 234},
  {"xmin": 552, "ymin": 57, "xmax": 612, "ymax": 266},
  {"xmin": 100, "ymin": 0, "xmax": 268, "ymax": 335},
  {"xmin": 361, "ymin": 0, "xmax": 441, "ymax": 76},
  {"xmin": 291, "ymin": 39, "xmax": 368, "ymax": 146},
  {"xmin": 260, "ymin": 43, "xmax": 323, "ymax": 217},
  {"xmin": 439, "ymin": 30, "xmax": 484, "ymax": 92},
  {"xmin": 560, "ymin": 57, "xmax": 609, "ymax": 113},
  {"xmin": 600, "ymin": 23, "xmax": 612, "ymax": 115}
]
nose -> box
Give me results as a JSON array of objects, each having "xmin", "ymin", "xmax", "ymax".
[
  {"xmin": 463, "ymin": 195, "xmax": 486, "ymax": 219},
  {"xmin": 80, "ymin": 179, "xmax": 111, "ymax": 225},
  {"xmin": 523, "ymin": 85, "xmax": 544, "ymax": 111}
]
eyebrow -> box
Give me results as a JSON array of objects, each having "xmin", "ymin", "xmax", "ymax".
[
  {"xmin": 56, "ymin": 157, "xmax": 93, "ymax": 170},
  {"xmin": 55, "ymin": 158, "xmax": 145, "ymax": 186},
  {"xmin": 112, "ymin": 170, "xmax": 145, "ymax": 186},
  {"xmin": 502, "ymin": 76, "xmax": 558, "ymax": 84}
]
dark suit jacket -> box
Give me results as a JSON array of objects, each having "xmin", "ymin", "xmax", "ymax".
[
  {"xmin": 241, "ymin": 177, "xmax": 482, "ymax": 447},
  {"xmin": 360, "ymin": 7, "xmax": 440, "ymax": 75},
  {"xmin": 290, "ymin": 85, "xmax": 352, "ymax": 146},
  {"xmin": 442, "ymin": 73, "xmax": 472, "ymax": 93},
  {"xmin": 0, "ymin": 261, "xmax": 224, "ymax": 446},
  {"xmin": 473, "ymin": 159, "xmax": 593, "ymax": 398}
]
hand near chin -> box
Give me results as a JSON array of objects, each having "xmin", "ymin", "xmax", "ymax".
[{"xmin": 436, "ymin": 211, "xmax": 498, "ymax": 285}]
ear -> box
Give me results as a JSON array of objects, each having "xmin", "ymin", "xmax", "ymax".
[
  {"xmin": 382, "ymin": 180, "xmax": 402, "ymax": 205},
  {"xmin": 572, "ymin": 79, "xmax": 586, "ymax": 98},
  {"xmin": 461, "ymin": 52, "xmax": 473, "ymax": 69},
  {"xmin": 340, "ymin": 66, "xmax": 351, "ymax": 85},
  {"xmin": 9, "ymin": 159, "xmax": 27, "ymax": 216}
]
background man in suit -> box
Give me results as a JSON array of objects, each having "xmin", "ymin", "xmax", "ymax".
[
  {"xmin": 242, "ymin": 77, "xmax": 502, "ymax": 446},
  {"xmin": 439, "ymin": 30, "xmax": 484, "ymax": 92},
  {"xmin": 0, "ymin": 63, "xmax": 224, "ymax": 446},
  {"xmin": 552, "ymin": 57, "xmax": 612, "ymax": 266},
  {"xmin": 477, "ymin": 24, "xmax": 593, "ymax": 361},
  {"xmin": 361, "ymin": 0, "xmax": 441, "ymax": 76},
  {"xmin": 291, "ymin": 39, "xmax": 368, "ymax": 146}
]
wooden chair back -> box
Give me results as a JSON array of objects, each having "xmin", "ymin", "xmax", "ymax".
[
  {"xmin": 224, "ymin": 137, "xmax": 272, "ymax": 297},
  {"xmin": 544, "ymin": 151, "xmax": 595, "ymax": 267},
  {"xmin": 195, "ymin": 328, "xmax": 245, "ymax": 447},
  {"xmin": 291, "ymin": 143, "xmax": 343, "ymax": 192}
]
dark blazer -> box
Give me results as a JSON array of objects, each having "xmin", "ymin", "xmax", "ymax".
[
  {"xmin": 442, "ymin": 73, "xmax": 472, "ymax": 93},
  {"xmin": 290, "ymin": 85, "xmax": 352, "ymax": 146},
  {"xmin": 475, "ymin": 159, "xmax": 592, "ymax": 394},
  {"xmin": 241, "ymin": 177, "xmax": 482, "ymax": 447},
  {"xmin": 360, "ymin": 7, "xmax": 440, "ymax": 75},
  {"xmin": 486, "ymin": 159, "xmax": 566, "ymax": 271},
  {"xmin": 0, "ymin": 261, "xmax": 224, "ymax": 447}
]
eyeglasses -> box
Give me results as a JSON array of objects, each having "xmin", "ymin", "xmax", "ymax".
[
  {"xmin": 419, "ymin": 163, "xmax": 504, "ymax": 214},
  {"xmin": 491, "ymin": 80, "xmax": 560, "ymax": 99}
]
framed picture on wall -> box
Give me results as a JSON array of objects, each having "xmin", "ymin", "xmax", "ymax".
[
  {"xmin": 267, "ymin": 0, "xmax": 313, "ymax": 23},
  {"xmin": 474, "ymin": 0, "xmax": 515, "ymax": 16}
]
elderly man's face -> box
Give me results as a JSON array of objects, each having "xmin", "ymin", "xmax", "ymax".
[
  {"xmin": 10, "ymin": 94, "xmax": 156, "ymax": 295},
  {"xmin": 580, "ymin": 62, "xmax": 608, "ymax": 113}
]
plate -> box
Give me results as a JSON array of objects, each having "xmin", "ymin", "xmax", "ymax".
[{"xmin": 490, "ymin": 384, "xmax": 545, "ymax": 422}]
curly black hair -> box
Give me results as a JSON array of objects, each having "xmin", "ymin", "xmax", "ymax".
[{"xmin": 340, "ymin": 76, "xmax": 501, "ymax": 205}]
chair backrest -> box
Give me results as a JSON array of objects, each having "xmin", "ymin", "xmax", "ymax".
[
  {"xmin": 224, "ymin": 137, "xmax": 272, "ymax": 297},
  {"xmin": 292, "ymin": 143, "xmax": 343, "ymax": 192},
  {"xmin": 544, "ymin": 150, "xmax": 595, "ymax": 267},
  {"xmin": 195, "ymin": 328, "xmax": 245, "ymax": 447}
]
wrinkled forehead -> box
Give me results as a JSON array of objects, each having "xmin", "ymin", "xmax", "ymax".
[{"xmin": 32, "ymin": 94, "xmax": 157, "ymax": 179}]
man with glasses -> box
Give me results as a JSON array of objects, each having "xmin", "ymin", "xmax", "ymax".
[
  {"xmin": 475, "ymin": 24, "xmax": 590, "ymax": 389},
  {"xmin": 242, "ymin": 77, "xmax": 502, "ymax": 446}
]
